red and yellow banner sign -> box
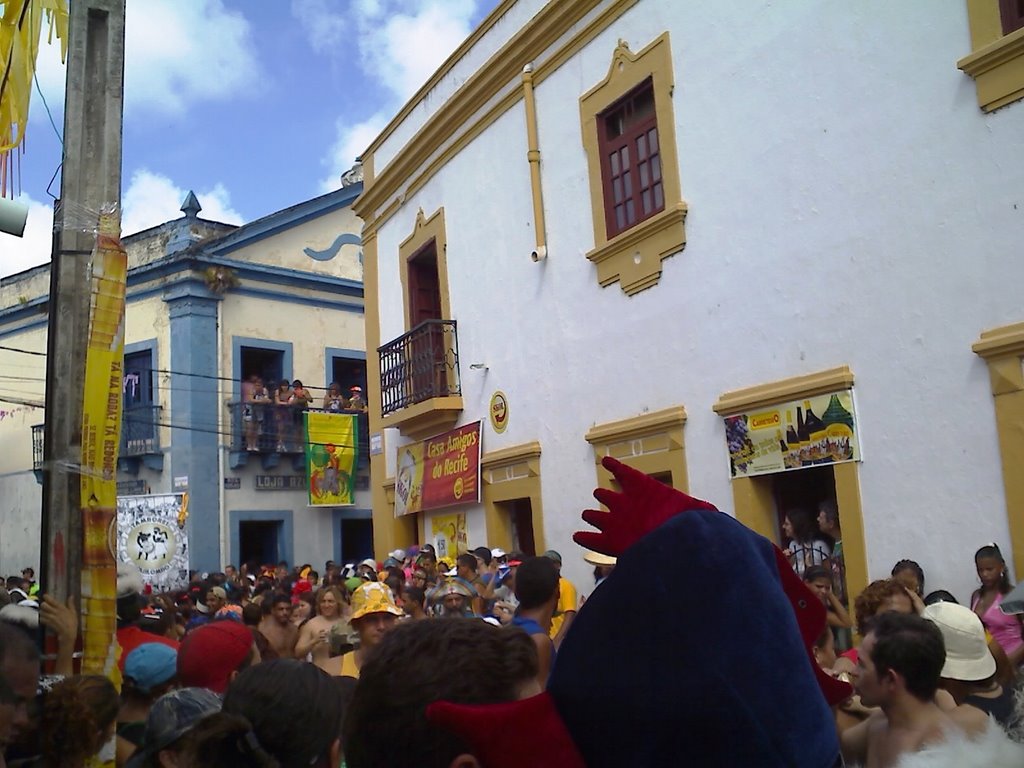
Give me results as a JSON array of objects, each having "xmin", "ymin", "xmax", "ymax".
[
  {"xmin": 80, "ymin": 209, "xmax": 128, "ymax": 681},
  {"xmin": 305, "ymin": 411, "xmax": 357, "ymax": 506},
  {"xmin": 395, "ymin": 421, "xmax": 481, "ymax": 517}
]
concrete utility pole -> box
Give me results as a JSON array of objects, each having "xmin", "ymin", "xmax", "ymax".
[{"xmin": 40, "ymin": 0, "xmax": 125, "ymax": 606}]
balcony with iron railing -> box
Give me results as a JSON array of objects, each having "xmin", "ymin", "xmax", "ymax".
[
  {"xmin": 378, "ymin": 319, "xmax": 463, "ymax": 439},
  {"xmin": 32, "ymin": 405, "xmax": 164, "ymax": 481},
  {"xmin": 226, "ymin": 401, "xmax": 370, "ymax": 476}
]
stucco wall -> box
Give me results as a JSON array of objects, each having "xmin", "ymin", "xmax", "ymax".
[{"xmin": 374, "ymin": 2, "xmax": 1024, "ymax": 600}]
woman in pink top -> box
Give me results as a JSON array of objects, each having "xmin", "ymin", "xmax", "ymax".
[{"xmin": 970, "ymin": 543, "xmax": 1024, "ymax": 667}]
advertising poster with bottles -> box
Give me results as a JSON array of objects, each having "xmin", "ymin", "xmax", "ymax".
[{"xmin": 724, "ymin": 390, "xmax": 859, "ymax": 478}]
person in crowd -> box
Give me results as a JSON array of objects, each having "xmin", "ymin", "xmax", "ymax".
[
  {"xmin": 117, "ymin": 643, "xmax": 179, "ymax": 764},
  {"xmin": 450, "ymin": 554, "xmax": 485, "ymax": 615},
  {"xmin": 483, "ymin": 554, "xmax": 521, "ymax": 610},
  {"xmin": 513, "ymin": 556, "xmax": 560, "ymax": 689},
  {"xmin": 242, "ymin": 374, "xmax": 264, "ymax": 451},
  {"xmin": 205, "ymin": 586, "xmax": 227, "ymax": 617},
  {"xmin": 804, "ymin": 565, "xmax": 853, "ymax": 629},
  {"xmin": 401, "ymin": 586, "xmax": 429, "ymax": 621},
  {"xmin": 543, "ymin": 550, "xmax": 578, "ymax": 648},
  {"xmin": 342, "ymin": 619, "xmax": 543, "ymax": 768},
  {"xmin": 332, "ymin": 582, "xmax": 402, "ymax": 679},
  {"xmin": 272, "ymin": 380, "xmax": 294, "ymax": 451},
  {"xmin": 492, "ymin": 600, "xmax": 516, "ymax": 625},
  {"xmin": 834, "ymin": 578, "xmax": 916, "ymax": 676},
  {"xmin": 20, "ymin": 569, "xmax": 38, "ymax": 601},
  {"xmin": 185, "ymin": 659, "xmax": 344, "ymax": 768},
  {"xmin": 258, "ymin": 594, "xmax": 298, "ymax": 659},
  {"xmin": 289, "ymin": 379, "xmax": 314, "ymax": 409},
  {"xmin": 356, "ymin": 558, "xmax": 377, "ymax": 582},
  {"xmin": 295, "ymin": 587, "xmax": 350, "ymax": 669},
  {"xmin": 925, "ymin": 589, "xmax": 1019, "ymax": 687},
  {"xmin": 124, "ymin": 687, "xmax": 221, "ymax": 768},
  {"xmin": 971, "ymin": 543, "xmax": 1024, "ymax": 668},
  {"xmin": 583, "ymin": 549, "xmax": 616, "ymax": 589},
  {"xmin": 347, "ymin": 385, "xmax": 367, "ymax": 411},
  {"xmin": 177, "ymin": 620, "xmax": 261, "ymax": 694},
  {"xmin": 322, "ymin": 381, "xmax": 348, "ymax": 412},
  {"xmin": 117, "ymin": 565, "xmax": 178, "ymax": 670},
  {"xmin": 433, "ymin": 580, "xmax": 477, "ymax": 618},
  {"xmin": 782, "ymin": 507, "xmax": 831, "ymax": 577},
  {"xmin": 0, "ymin": 623, "xmax": 40, "ymax": 763},
  {"xmin": 923, "ymin": 601, "xmax": 1022, "ymax": 734},
  {"xmin": 891, "ymin": 559, "xmax": 926, "ymax": 597},
  {"xmin": 839, "ymin": 613, "xmax": 990, "ymax": 767},
  {"xmin": 416, "ymin": 548, "xmax": 439, "ymax": 584},
  {"xmin": 291, "ymin": 591, "xmax": 315, "ymax": 627},
  {"xmin": 39, "ymin": 675, "xmax": 119, "ymax": 768}
]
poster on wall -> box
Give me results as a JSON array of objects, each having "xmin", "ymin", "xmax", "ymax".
[
  {"xmin": 117, "ymin": 494, "xmax": 189, "ymax": 592},
  {"xmin": 394, "ymin": 421, "xmax": 482, "ymax": 517},
  {"xmin": 723, "ymin": 389, "xmax": 860, "ymax": 478},
  {"xmin": 430, "ymin": 512, "xmax": 468, "ymax": 563},
  {"xmin": 305, "ymin": 411, "xmax": 358, "ymax": 506}
]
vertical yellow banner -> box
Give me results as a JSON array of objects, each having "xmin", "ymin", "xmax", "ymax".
[
  {"xmin": 79, "ymin": 208, "xmax": 127, "ymax": 681},
  {"xmin": 306, "ymin": 411, "xmax": 357, "ymax": 506}
]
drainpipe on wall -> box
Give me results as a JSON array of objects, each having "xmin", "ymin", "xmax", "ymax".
[{"xmin": 522, "ymin": 64, "xmax": 548, "ymax": 262}]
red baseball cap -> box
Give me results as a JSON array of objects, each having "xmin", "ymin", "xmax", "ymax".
[{"xmin": 177, "ymin": 621, "xmax": 254, "ymax": 694}]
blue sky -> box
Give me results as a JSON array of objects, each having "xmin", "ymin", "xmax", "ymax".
[{"xmin": 1, "ymin": 0, "xmax": 501, "ymax": 277}]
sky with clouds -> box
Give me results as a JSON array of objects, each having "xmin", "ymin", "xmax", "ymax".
[{"xmin": 1, "ymin": 0, "xmax": 501, "ymax": 278}]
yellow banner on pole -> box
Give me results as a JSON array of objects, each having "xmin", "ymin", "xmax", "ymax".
[
  {"xmin": 79, "ymin": 208, "xmax": 127, "ymax": 681},
  {"xmin": 305, "ymin": 411, "xmax": 357, "ymax": 506}
]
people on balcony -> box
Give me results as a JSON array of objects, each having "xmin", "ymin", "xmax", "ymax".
[
  {"xmin": 348, "ymin": 385, "xmax": 367, "ymax": 412},
  {"xmin": 323, "ymin": 382, "xmax": 348, "ymax": 412},
  {"xmin": 242, "ymin": 375, "xmax": 269, "ymax": 452}
]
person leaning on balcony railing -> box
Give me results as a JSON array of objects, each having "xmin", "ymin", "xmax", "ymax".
[
  {"xmin": 241, "ymin": 375, "xmax": 269, "ymax": 452},
  {"xmin": 348, "ymin": 385, "xmax": 367, "ymax": 412},
  {"xmin": 323, "ymin": 382, "xmax": 348, "ymax": 413}
]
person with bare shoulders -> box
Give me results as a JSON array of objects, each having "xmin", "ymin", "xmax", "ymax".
[
  {"xmin": 258, "ymin": 594, "xmax": 298, "ymax": 659},
  {"xmin": 511, "ymin": 556, "xmax": 559, "ymax": 689},
  {"xmin": 295, "ymin": 587, "xmax": 351, "ymax": 670},
  {"xmin": 840, "ymin": 612, "xmax": 978, "ymax": 768},
  {"xmin": 332, "ymin": 582, "xmax": 402, "ymax": 679}
]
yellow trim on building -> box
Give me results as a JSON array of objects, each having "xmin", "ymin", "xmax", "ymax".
[
  {"xmin": 354, "ymin": 0, "xmax": 641, "ymax": 229},
  {"xmin": 579, "ymin": 33, "xmax": 686, "ymax": 295},
  {"xmin": 585, "ymin": 406, "xmax": 690, "ymax": 490},
  {"xmin": 973, "ymin": 321, "xmax": 1024, "ymax": 579},
  {"xmin": 713, "ymin": 367, "xmax": 867, "ymax": 610},
  {"xmin": 399, "ymin": 207, "xmax": 452, "ymax": 328},
  {"xmin": 958, "ymin": 0, "xmax": 1024, "ymax": 112},
  {"xmin": 481, "ymin": 441, "xmax": 545, "ymax": 554}
]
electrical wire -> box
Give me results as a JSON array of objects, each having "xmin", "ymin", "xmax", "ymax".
[{"xmin": 33, "ymin": 71, "xmax": 62, "ymax": 146}]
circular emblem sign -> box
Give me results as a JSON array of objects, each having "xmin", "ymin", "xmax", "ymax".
[
  {"xmin": 489, "ymin": 391, "xmax": 509, "ymax": 434},
  {"xmin": 125, "ymin": 519, "xmax": 177, "ymax": 571}
]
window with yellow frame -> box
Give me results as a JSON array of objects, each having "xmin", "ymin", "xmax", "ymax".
[{"xmin": 958, "ymin": 0, "xmax": 1024, "ymax": 112}]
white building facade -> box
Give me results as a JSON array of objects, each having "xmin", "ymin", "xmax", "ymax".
[
  {"xmin": 0, "ymin": 185, "xmax": 373, "ymax": 575},
  {"xmin": 356, "ymin": 0, "xmax": 1024, "ymax": 602}
]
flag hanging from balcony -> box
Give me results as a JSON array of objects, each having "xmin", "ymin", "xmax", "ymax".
[{"xmin": 305, "ymin": 411, "xmax": 357, "ymax": 506}]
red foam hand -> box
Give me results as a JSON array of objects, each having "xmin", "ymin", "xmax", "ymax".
[
  {"xmin": 573, "ymin": 456, "xmax": 718, "ymax": 557},
  {"xmin": 771, "ymin": 545, "xmax": 853, "ymax": 706},
  {"xmin": 425, "ymin": 692, "xmax": 586, "ymax": 768}
]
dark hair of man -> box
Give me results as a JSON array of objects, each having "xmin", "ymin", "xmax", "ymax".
[
  {"xmin": 456, "ymin": 553, "xmax": 477, "ymax": 573},
  {"xmin": 818, "ymin": 499, "xmax": 839, "ymax": 526},
  {"xmin": 270, "ymin": 592, "xmax": 292, "ymax": 608},
  {"xmin": 514, "ymin": 556, "xmax": 559, "ymax": 611},
  {"xmin": 0, "ymin": 621, "xmax": 40, "ymax": 668},
  {"xmin": 342, "ymin": 619, "xmax": 538, "ymax": 768},
  {"xmin": 384, "ymin": 573, "xmax": 403, "ymax": 598},
  {"xmin": 242, "ymin": 602, "xmax": 263, "ymax": 626},
  {"xmin": 404, "ymin": 586, "xmax": 425, "ymax": 607},
  {"xmin": 472, "ymin": 546, "xmax": 492, "ymax": 567},
  {"xmin": 974, "ymin": 544, "xmax": 1013, "ymax": 594},
  {"xmin": 868, "ymin": 612, "xmax": 945, "ymax": 702},
  {"xmin": 117, "ymin": 593, "xmax": 143, "ymax": 626},
  {"xmin": 187, "ymin": 659, "xmax": 343, "ymax": 768}
]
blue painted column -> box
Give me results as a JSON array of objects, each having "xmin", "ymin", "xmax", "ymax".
[{"xmin": 164, "ymin": 281, "xmax": 222, "ymax": 572}]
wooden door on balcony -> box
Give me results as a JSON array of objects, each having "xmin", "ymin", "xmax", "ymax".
[{"xmin": 407, "ymin": 242, "xmax": 445, "ymax": 399}]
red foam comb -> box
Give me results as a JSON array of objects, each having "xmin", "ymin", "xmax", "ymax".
[
  {"xmin": 426, "ymin": 692, "xmax": 585, "ymax": 768},
  {"xmin": 573, "ymin": 456, "xmax": 718, "ymax": 557}
]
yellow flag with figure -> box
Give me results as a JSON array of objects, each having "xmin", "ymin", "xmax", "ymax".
[{"xmin": 305, "ymin": 411, "xmax": 357, "ymax": 506}]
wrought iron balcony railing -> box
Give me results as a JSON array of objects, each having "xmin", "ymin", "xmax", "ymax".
[
  {"xmin": 227, "ymin": 402, "xmax": 369, "ymax": 464},
  {"xmin": 378, "ymin": 319, "xmax": 461, "ymax": 418},
  {"xmin": 32, "ymin": 424, "xmax": 44, "ymax": 471},
  {"xmin": 122, "ymin": 405, "xmax": 163, "ymax": 456}
]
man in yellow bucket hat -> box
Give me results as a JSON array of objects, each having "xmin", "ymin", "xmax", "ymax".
[{"xmin": 330, "ymin": 581, "xmax": 403, "ymax": 679}]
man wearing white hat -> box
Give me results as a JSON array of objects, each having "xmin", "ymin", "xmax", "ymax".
[{"xmin": 923, "ymin": 601, "xmax": 1022, "ymax": 734}]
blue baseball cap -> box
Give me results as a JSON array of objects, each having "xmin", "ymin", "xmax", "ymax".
[{"xmin": 124, "ymin": 643, "xmax": 178, "ymax": 694}]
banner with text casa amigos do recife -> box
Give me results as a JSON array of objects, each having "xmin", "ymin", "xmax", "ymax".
[{"xmin": 394, "ymin": 421, "xmax": 481, "ymax": 517}]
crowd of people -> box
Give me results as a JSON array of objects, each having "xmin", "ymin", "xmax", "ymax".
[
  {"xmin": 1, "ymin": 488, "xmax": 1023, "ymax": 765},
  {"xmin": 240, "ymin": 377, "xmax": 367, "ymax": 452}
]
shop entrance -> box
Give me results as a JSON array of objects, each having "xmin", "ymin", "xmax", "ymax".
[
  {"xmin": 340, "ymin": 518, "xmax": 374, "ymax": 563},
  {"xmin": 496, "ymin": 498, "xmax": 536, "ymax": 556},
  {"xmin": 772, "ymin": 465, "xmax": 837, "ymax": 547},
  {"xmin": 239, "ymin": 520, "xmax": 283, "ymax": 566}
]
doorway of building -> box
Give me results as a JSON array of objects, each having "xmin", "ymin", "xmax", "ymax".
[
  {"xmin": 406, "ymin": 241, "xmax": 446, "ymax": 398},
  {"xmin": 241, "ymin": 347, "xmax": 285, "ymax": 389},
  {"xmin": 239, "ymin": 520, "xmax": 283, "ymax": 566},
  {"xmin": 331, "ymin": 357, "xmax": 366, "ymax": 396},
  {"xmin": 496, "ymin": 498, "xmax": 536, "ymax": 556},
  {"xmin": 340, "ymin": 518, "xmax": 374, "ymax": 564},
  {"xmin": 772, "ymin": 465, "xmax": 837, "ymax": 547}
]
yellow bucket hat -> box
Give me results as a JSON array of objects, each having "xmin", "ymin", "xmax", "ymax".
[{"xmin": 350, "ymin": 582, "xmax": 403, "ymax": 621}]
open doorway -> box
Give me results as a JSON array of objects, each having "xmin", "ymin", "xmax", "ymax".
[
  {"xmin": 772, "ymin": 465, "xmax": 837, "ymax": 549},
  {"xmin": 241, "ymin": 346, "xmax": 285, "ymax": 389},
  {"xmin": 340, "ymin": 518, "xmax": 373, "ymax": 564},
  {"xmin": 239, "ymin": 520, "xmax": 283, "ymax": 566},
  {"xmin": 495, "ymin": 498, "xmax": 536, "ymax": 556},
  {"xmin": 331, "ymin": 357, "xmax": 366, "ymax": 395}
]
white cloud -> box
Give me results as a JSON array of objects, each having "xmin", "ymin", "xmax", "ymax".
[
  {"xmin": 0, "ymin": 195, "xmax": 55, "ymax": 279},
  {"xmin": 121, "ymin": 169, "xmax": 244, "ymax": 235},
  {"xmin": 33, "ymin": 0, "xmax": 260, "ymax": 119},
  {"xmin": 294, "ymin": 0, "xmax": 484, "ymax": 187}
]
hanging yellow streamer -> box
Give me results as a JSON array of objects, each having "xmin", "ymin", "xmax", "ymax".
[
  {"xmin": 79, "ymin": 205, "xmax": 127, "ymax": 687},
  {"xmin": 0, "ymin": 0, "xmax": 69, "ymax": 193}
]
